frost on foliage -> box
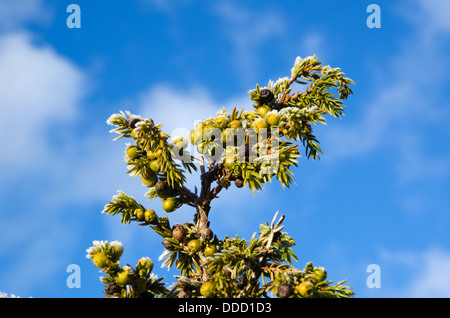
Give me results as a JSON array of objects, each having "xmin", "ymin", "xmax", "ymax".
[{"xmin": 87, "ymin": 56, "xmax": 355, "ymax": 298}]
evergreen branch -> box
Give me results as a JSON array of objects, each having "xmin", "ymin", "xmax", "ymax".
[{"xmin": 92, "ymin": 55, "xmax": 356, "ymax": 298}]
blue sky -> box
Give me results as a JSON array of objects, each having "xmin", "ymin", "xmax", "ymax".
[{"xmin": 0, "ymin": 0, "xmax": 449, "ymax": 298}]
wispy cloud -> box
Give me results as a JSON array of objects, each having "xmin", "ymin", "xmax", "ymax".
[
  {"xmin": 321, "ymin": 0, "xmax": 450, "ymax": 187},
  {"xmin": 298, "ymin": 32, "xmax": 327, "ymax": 60},
  {"xmin": 401, "ymin": 0, "xmax": 450, "ymax": 34},
  {"xmin": 0, "ymin": 0, "xmax": 52, "ymax": 31},
  {"xmin": 0, "ymin": 30, "xmax": 92, "ymax": 296},
  {"xmin": 139, "ymin": 0, "xmax": 192, "ymax": 13},
  {"xmin": 137, "ymin": 84, "xmax": 221, "ymax": 133},
  {"xmin": 213, "ymin": 2, "xmax": 286, "ymax": 85},
  {"xmin": 407, "ymin": 247, "xmax": 450, "ymax": 297},
  {"xmin": 379, "ymin": 246, "xmax": 450, "ymax": 297},
  {"xmin": 0, "ymin": 32, "xmax": 87, "ymax": 173}
]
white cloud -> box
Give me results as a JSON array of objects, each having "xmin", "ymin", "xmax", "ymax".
[
  {"xmin": 0, "ymin": 0, "xmax": 52, "ymax": 31},
  {"xmin": 299, "ymin": 32, "xmax": 326, "ymax": 59},
  {"xmin": 0, "ymin": 219, "xmax": 77, "ymax": 296},
  {"xmin": 380, "ymin": 246, "xmax": 450, "ymax": 297},
  {"xmin": 135, "ymin": 83, "xmax": 252, "ymax": 154},
  {"xmin": 140, "ymin": 0, "xmax": 171, "ymax": 12},
  {"xmin": 404, "ymin": 0, "xmax": 450, "ymax": 33},
  {"xmin": 137, "ymin": 84, "xmax": 221, "ymax": 133},
  {"xmin": 0, "ymin": 32, "xmax": 92, "ymax": 296},
  {"xmin": 320, "ymin": 1, "xmax": 450, "ymax": 187},
  {"xmin": 407, "ymin": 248, "xmax": 450, "ymax": 297},
  {"xmin": 394, "ymin": 133, "xmax": 450, "ymax": 185},
  {"xmin": 0, "ymin": 32, "xmax": 87, "ymax": 171},
  {"xmin": 213, "ymin": 2, "xmax": 286, "ymax": 84},
  {"xmin": 139, "ymin": 0, "xmax": 191, "ymax": 13}
]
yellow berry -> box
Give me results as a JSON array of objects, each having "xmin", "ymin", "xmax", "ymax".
[
  {"xmin": 200, "ymin": 281, "xmax": 215, "ymax": 298},
  {"xmin": 163, "ymin": 197, "xmax": 177, "ymax": 212},
  {"xmin": 126, "ymin": 146, "xmax": 139, "ymax": 159},
  {"xmin": 297, "ymin": 281, "xmax": 315, "ymax": 298},
  {"xmin": 203, "ymin": 245, "xmax": 217, "ymax": 257},
  {"xmin": 92, "ymin": 253, "xmax": 108, "ymax": 268},
  {"xmin": 115, "ymin": 266, "xmax": 134, "ymax": 286},
  {"xmin": 144, "ymin": 209, "xmax": 157, "ymax": 222},
  {"xmin": 187, "ymin": 239, "xmax": 202, "ymax": 253}
]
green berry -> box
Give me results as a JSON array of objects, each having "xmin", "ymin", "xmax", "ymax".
[
  {"xmin": 203, "ymin": 245, "xmax": 217, "ymax": 257},
  {"xmin": 253, "ymin": 118, "xmax": 269, "ymax": 133},
  {"xmin": 134, "ymin": 208, "xmax": 145, "ymax": 220},
  {"xmin": 266, "ymin": 111, "xmax": 280, "ymax": 126},
  {"xmin": 147, "ymin": 151, "xmax": 157, "ymax": 160},
  {"xmin": 144, "ymin": 209, "xmax": 157, "ymax": 222},
  {"xmin": 115, "ymin": 266, "xmax": 134, "ymax": 286},
  {"xmin": 149, "ymin": 160, "xmax": 160, "ymax": 172},
  {"xmin": 132, "ymin": 278, "xmax": 147, "ymax": 294},
  {"xmin": 92, "ymin": 253, "xmax": 108, "ymax": 268},
  {"xmin": 200, "ymin": 281, "xmax": 215, "ymax": 298},
  {"xmin": 298, "ymin": 281, "xmax": 315, "ymax": 298},
  {"xmin": 163, "ymin": 197, "xmax": 177, "ymax": 213},
  {"xmin": 141, "ymin": 177, "xmax": 157, "ymax": 188},
  {"xmin": 190, "ymin": 129, "xmax": 203, "ymax": 145},
  {"xmin": 142, "ymin": 168, "xmax": 157, "ymax": 181},
  {"xmin": 313, "ymin": 267, "xmax": 328, "ymax": 282},
  {"xmin": 126, "ymin": 146, "xmax": 139, "ymax": 159},
  {"xmin": 256, "ymin": 105, "xmax": 271, "ymax": 118},
  {"xmin": 141, "ymin": 174, "xmax": 157, "ymax": 188},
  {"xmin": 228, "ymin": 120, "xmax": 243, "ymax": 129},
  {"xmin": 305, "ymin": 274, "xmax": 319, "ymax": 285},
  {"xmin": 215, "ymin": 116, "xmax": 230, "ymax": 130},
  {"xmin": 137, "ymin": 257, "xmax": 154, "ymax": 273},
  {"xmin": 187, "ymin": 239, "xmax": 202, "ymax": 253}
]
